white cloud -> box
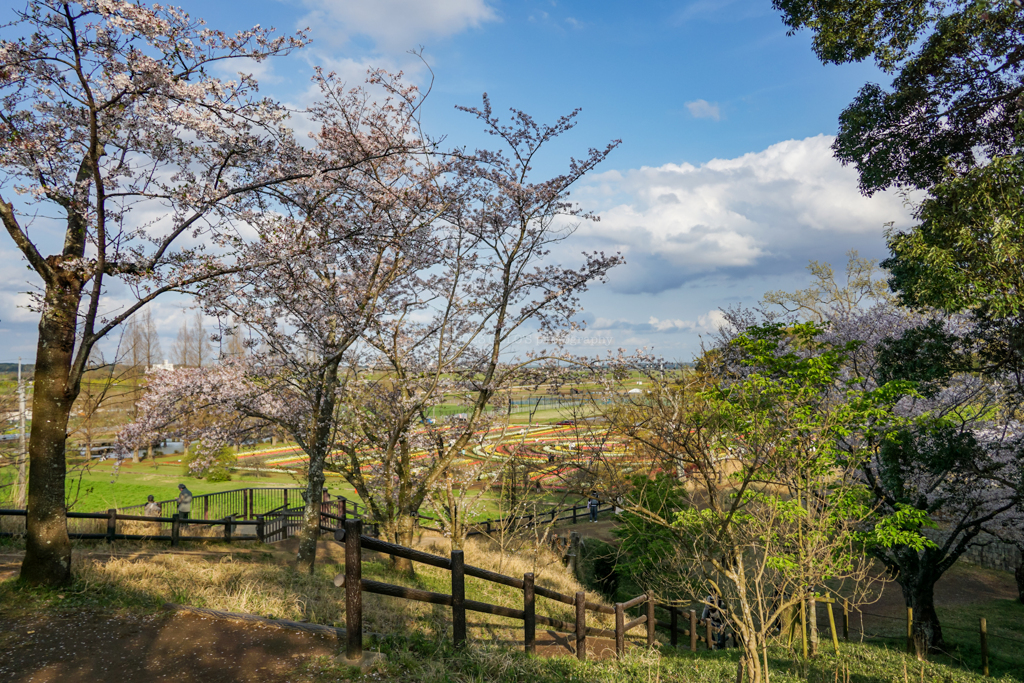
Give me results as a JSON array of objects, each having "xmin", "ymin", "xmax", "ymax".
[
  {"xmin": 573, "ymin": 135, "xmax": 915, "ymax": 294},
  {"xmin": 685, "ymin": 99, "xmax": 721, "ymax": 121},
  {"xmin": 297, "ymin": 0, "xmax": 498, "ymax": 51},
  {"xmin": 648, "ymin": 310, "xmax": 726, "ymax": 333},
  {"xmin": 589, "ymin": 310, "xmax": 726, "ymax": 334}
]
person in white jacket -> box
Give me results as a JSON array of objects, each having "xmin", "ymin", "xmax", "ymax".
[{"xmin": 176, "ymin": 484, "xmax": 193, "ymax": 520}]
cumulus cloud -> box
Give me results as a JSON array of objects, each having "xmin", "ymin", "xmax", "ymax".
[
  {"xmin": 297, "ymin": 0, "xmax": 498, "ymax": 51},
  {"xmin": 573, "ymin": 135, "xmax": 914, "ymax": 294},
  {"xmin": 686, "ymin": 99, "xmax": 721, "ymax": 120}
]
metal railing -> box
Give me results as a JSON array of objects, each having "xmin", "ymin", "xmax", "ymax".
[{"xmin": 115, "ymin": 487, "xmax": 366, "ymax": 522}]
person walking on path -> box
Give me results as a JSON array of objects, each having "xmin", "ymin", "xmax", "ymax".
[
  {"xmin": 588, "ymin": 496, "xmax": 599, "ymax": 522},
  {"xmin": 177, "ymin": 484, "xmax": 193, "ymax": 520}
]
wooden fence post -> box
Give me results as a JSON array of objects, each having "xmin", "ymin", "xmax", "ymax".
[
  {"xmin": 669, "ymin": 606, "xmax": 678, "ymax": 647},
  {"xmin": 646, "ymin": 594, "xmax": 656, "ymax": 647},
  {"xmin": 575, "ymin": 591, "xmax": 586, "ymax": 662},
  {"xmin": 485, "ymin": 520, "xmax": 492, "ymax": 534},
  {"xmin": 799, "ymin": 599, "xmax": 808, "ymax": 659},
  {"xmin": 906, "ymin": 606, "xmax": 913, "ymax": 655},
  {"xmin": 171, "ymin": 513, "xmax": 180, "ymax": 548},
  {"xmin": 567, "ymin": 531, "xmax": 580, "ymax": 577},
  {"xmin": 615, "ymin": 602, "xmax": 625, "ymax": 657},
  {"xmin": 524, "ymin": 572, "xmax": 536, "ymax": 655},
  {"xmin": 341, "ymin": 498, "xmax": 347, "ymax": 522},
  {"xmin": 106, "ymin": 509, "xmax": 116, "ymax": 543},
  {"xmin": 572, "ymin": 505, "xmax": 577, "ymax": 524},
  {"xmin": 826, "ymin": 602, "xmax": 839, "ymax": 653},
  {"xmin": 689, "ymin": 609, "xmax": 697, "ymax": 652},
  {"xmin": 224, "ymin": 516, "xmax": 232, "ymax": 543},
  {"xmin": 842, "ymin": 599, "xmax": 849, "ymax": 641},
  {"xmin": 808, "ymin": 596, "xmax": 818, "ymax": 656},
  {"xmin": 256, "ymin": 514, "xmax": 264, "ymax": 542},
  {"xmin": 204, "ymin": 496, "xmax": 209, "ymax": 520},
  {"xmin": 345, "ymin": 518, "xmax": 363, "ymax": 661},
  {"xmin": 980, "ymin": 617, "xmax": 989, "ymax": 677},
  {"xmin": 451, "ymin": 549, "xmax": 466, "ymax": 649},
  {"xmin": 706, "ymin": 614, "xmax": 714, "ymax": 651}
]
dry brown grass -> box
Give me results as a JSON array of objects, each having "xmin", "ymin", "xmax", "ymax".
[
  {"xmin": 0, "ymin": 515, "xmax": 25, "ymax": 536},
  {"xmin": 70, "ymin": 533, "xmax": 616, "ymax": 645}
]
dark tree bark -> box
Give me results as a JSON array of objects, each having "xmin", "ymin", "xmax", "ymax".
[
  {"xmin": 20, "ymin": 271, "xmax": 83, "ymax": 586},
  {"xmin": 294, "ymin": 363, "xmax": 340, "ymax": 575},
  {"xmin": 883, "ymin": 546, "xmax": 947, "ymax": 650},
  {"xmin": 902, "ymin": 572, "xmax": 943, "ymax": 652}
]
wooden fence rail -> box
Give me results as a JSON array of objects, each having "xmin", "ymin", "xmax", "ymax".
[
  {"xmin": 334, "ymin": 518, "xmax": 690, "ymax": 664},
  {"xmin": 0, "ymin": 505, "xmax": 362, "ymax": 546}
]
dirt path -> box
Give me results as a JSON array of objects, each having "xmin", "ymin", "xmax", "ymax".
[
  {"xmin": 0, "ymin": 609, "xmax": 335, "ymax": 682},
  {"xmin": 0, "ymin": 606, "xmax": 631, "ymax": 683}
]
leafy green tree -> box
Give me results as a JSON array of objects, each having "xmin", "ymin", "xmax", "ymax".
[
  {"xmin": 604, "ymin": 323, "xmax": 909, "ymax": 683},
  {"xmin": 612, "ymin": 475, "xmax": 691, "ymax": 601},
  {"xmin": 774, "ymin": 0, "xmax": 1024, "ymax": 194},
  {"xmin": 765, "ymin": 259, "xmax": 1024, "ymax": 652},
  {"xmin": 884, "ymin": 155, "xmax": 1024, "ymax": 317}
]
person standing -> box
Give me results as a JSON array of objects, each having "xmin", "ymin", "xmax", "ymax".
[
  {"xmin": 588, "ymin": 496, "xmax": 599, "ymax": 522},
  {"xmin": 177, "ymin": 483, "xmax": 193, "ymax": 520},
  {"xmin": 701, "ymin": 590, "xmax": 728, "ymax": 649},
  {"xmin": 144, "ymin": 494, "xmax": 162, "ymax": 535},
  {"xmin": 144, "ymin": 494, "xmax": 161, "ymax": 518}
]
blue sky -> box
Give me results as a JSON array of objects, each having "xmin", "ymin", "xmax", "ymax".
[{"xmin": 0, "ymin": 0, "xmax": 913, "ymax": 364}]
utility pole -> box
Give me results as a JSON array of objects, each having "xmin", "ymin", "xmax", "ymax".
[{"xmin": 15, "ymin": 358, "xmax": 27, "ymax": 508}]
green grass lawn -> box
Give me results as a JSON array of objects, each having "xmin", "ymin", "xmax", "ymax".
[
  {"xmin": 928, "ymin": 598, "xmax": 1022, "ymax": 679},
  {"xmin": 64, "ymin": 450, "xmax": 584, "ymax": 519},
  {"xmin": 65, "ymin": 453, "xmax": 362, "ymax": 511}
]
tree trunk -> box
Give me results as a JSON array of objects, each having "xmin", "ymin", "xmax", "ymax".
[
  {"xmin": 735, "ymin": 620, "xmax": 764, "ymax": 683},
  {"xmin": 20, "ymin": 281, "xmax": 81, "ymax": 587},
  {"xmin": 387, "ymin": 514, "xmax": 417, "ymax": 575},
  {"xmin": 1015, "ymin": 561, "xmax": 1024, "ymax": 604},
  {"xmin": 295, "ymin": 451, "xmax": 326, "ymax": 575},
  {"xmin": 901, "ymin": 573, "xmax": 944, "ymax": 649}
]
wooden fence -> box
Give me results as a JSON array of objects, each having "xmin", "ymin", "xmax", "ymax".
[
  {"xmin": 332, "ymin": 518, "xmax": 725, "ymax": 662},
  {"xmin": 0, "ymin": 498, "xmax": 598, "ymax": 549},
  {"xmin": 0, "ymin": 495, "xmax": 365, "ymax": 547},
  {"xmin": 0, "ymin": 507, "xmax": 261, "ymax": 546}
]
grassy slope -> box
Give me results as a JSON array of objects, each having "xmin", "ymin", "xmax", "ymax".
[{"xmin": 1, "ymin": 535, "xmax": 1016, "ymax": 683}]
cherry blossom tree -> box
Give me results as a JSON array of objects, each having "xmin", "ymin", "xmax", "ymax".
[
  {"xmin": 323, "ymin": 99, "xmax": 621, "ymax": 572},
  {"xmin": 825, "ymin": 305, "xmax": 1024, "ymax": 651},
  {"xmin": 124, "ymin": 79, "xmax": 447, "ymax": 571},
  {"xmin": 0, "ymin": 0, "xmax": 422, "ymax": 586},
  {"xmin": 124, "ymin": 97, "xmax": 622, "ymax": 575},
  {"xmin": 754, "ymin": 257, "xmax": 1024, "ymax": 651}
]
